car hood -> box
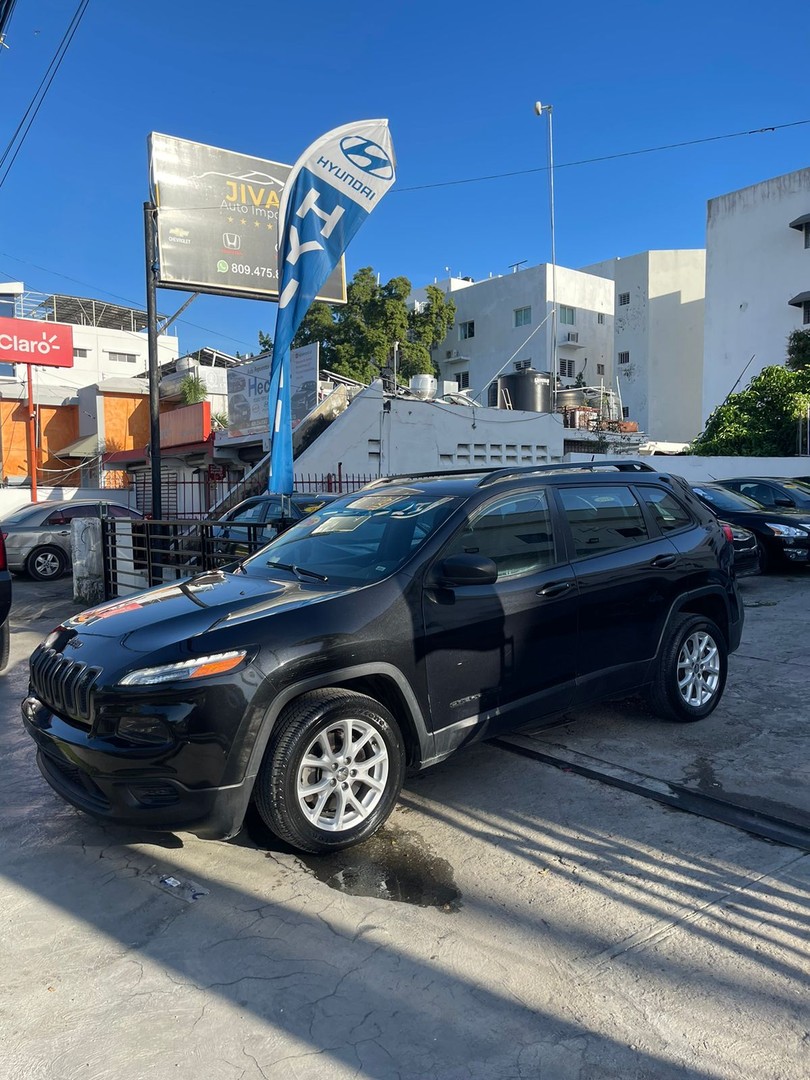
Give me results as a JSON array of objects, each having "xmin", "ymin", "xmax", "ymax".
[
  {"xmin": 717, "ymin": 507, "xmax": 810, "ymax": 527},
  {"xmin": 64, "ymin": 569, "xmax": 342, "ymax": 653}
]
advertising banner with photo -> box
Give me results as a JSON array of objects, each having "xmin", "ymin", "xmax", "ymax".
[
  {"xmin": 266, "ymin": 119, "xmax": 397, "ymax": 493},
  {"xmin": 148, "ymin": 133, "xmax": 346, "ymax": 303},
  {"xmin": 228, "ymin": 343, "xmax": 319, "ymax": 437}
]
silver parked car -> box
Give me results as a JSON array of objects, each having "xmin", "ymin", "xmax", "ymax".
[{"xmin": 2, "ymin": 499, "xmax": 142, "ymax": 581}]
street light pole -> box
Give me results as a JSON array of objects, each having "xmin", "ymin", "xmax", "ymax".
[{"xmin": 535, "ymin": 102, "xmax": 557, "ymax": 413}]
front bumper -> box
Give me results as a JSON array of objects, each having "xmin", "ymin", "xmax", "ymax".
[{"xmin": 22, "ymin": 695, "xmax": 254, "ymax": 839}]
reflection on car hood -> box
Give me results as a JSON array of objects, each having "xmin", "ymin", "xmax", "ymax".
[{"xmin": 65, "ymin": 569, "xmax": 341, "ymax": 651}]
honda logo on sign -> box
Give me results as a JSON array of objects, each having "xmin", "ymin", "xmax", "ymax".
[{"xmin": 0, "ymin": 317, "xmax": 74, "ymax": 367}]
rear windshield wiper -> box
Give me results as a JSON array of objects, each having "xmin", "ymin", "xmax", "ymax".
[{"xmin": 266, "ymin": 561, "xmax": 328, "ymax": 582}]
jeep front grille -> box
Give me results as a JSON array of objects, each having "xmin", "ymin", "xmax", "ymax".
[{"xmin": 29, "ymin": 646, "xmax": 100, "ymax": 726}]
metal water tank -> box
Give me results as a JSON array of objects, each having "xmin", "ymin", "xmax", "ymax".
[
  {"xmin": 409, "ymin": 374, "xmax": 437, "ymax": 400},
  {"xmin": 555, "ymin": 387, "xmax": 586, "ymax": 411},
  {"xmin": 496, "ymin": 369, "xmax": 551, "ymax": 412}
]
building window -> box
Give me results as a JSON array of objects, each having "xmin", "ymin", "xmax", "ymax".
[
  {"xmin": 456, "ymin": 371, "xmax": 470, "ymax": 389},
  {"xmin": 618, "ymin": 351, "xmax": 630, "ymax": 365},
  {"xmin": 622, "ymin": 406, "xmax": 630, "ymax": 419},
  {"xmin": 597, "ymin": 313, "xmax": 605, "ymax": 324},
  {"xmin": 805, "ymin": 223, "xmax": 810, "ymax": 250},
  {"xmin": 559, "ymin": 305, "xmax": 575, "ymax": 325},
  {"xmin": 804, "ymin": 300, "xmax": 810, "ymax": 326},
  {"xmin": 558, "ymin": 358, "xmax": 575, "ymax": 378},
  {"xmin": 597, "ymin": 363, "xmax": 605, "ymax": 375},
  {"xmin": 514, "ymin": 306, "xmax": 532, "ymax": 328},
  {"xmin": 618, "ymin": 292, "xmax": 630, "ymax": 306},
  {"xmin": 108, "ymin": 351, "xmax": 138, "ymax": 364},
  {"xmin": 458, "ymin": 320, "xmax": 475, "ymax": 340},
  {"xmin": 73, "ymin": 347, "xmax": 89, "ymax": 358}
]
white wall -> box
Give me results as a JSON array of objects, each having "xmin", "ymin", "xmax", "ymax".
[
  {"xmin": 584, "ymin": 251, "xmax": 706, "ymax": 442},
  {"xmin": 703, "ymin": 167, "xmax": 810, "ymax": 424},
  {"xmin": 294, "ymin": 382, "xmax": 567, "ymax": 477}
]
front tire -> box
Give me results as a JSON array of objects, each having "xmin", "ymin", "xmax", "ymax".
[
  {"xmin": 649, "ymin": 613, "xmax": 727, "ymax": 723},
  {"xmin": 254, "ymin": 689, "xmax": 406, "ymax": 854},
  {"xmin": 0, "ymin": 619, "xmax": 9, "ymax": 672},
  {"xmin": 27, "ymin": 545, "xmax": 68, "ymax": 581}
]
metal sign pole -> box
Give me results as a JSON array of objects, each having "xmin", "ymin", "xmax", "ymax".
[
  {"xmin": 26, "ymin": 365, "xmax": 37, "ymax": 503},
  {"xmin": 144, "ymin": 202, "xmax": 162, "ymax": 521}
]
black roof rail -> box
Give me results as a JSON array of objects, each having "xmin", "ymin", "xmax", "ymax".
[
  {"xmin": 477, "ymin": 458, "xmax": 658, "ymax": 487},
  {"xmin": 363, "ymin": 458, "xmax": 662, "ymax": 490}
]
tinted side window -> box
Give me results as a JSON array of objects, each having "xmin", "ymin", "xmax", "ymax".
[
  {"xmin": 109, "ymin": 505, "xmax": 139, "ymax": 519},
  {"xmin": 738, "ymin": 482, "xmax": 777, "ymax": 506},
  {"xmin": 559, "ymin": 485, "xmax": 649, "ymax": 558},
  {"xmin": 228, "ymin": 501, "xmax": 267, "ymax": 524},
  {"xmin": 637, "ymin": 487, "xmax": 693, "ymax": 533},
  {"xmin": 444, "ymin": 490, "xmax": 555, "ymax": 578},
  {"xmin": 46, "ymin": 504, "xmax": 94, "ymax": 524}
]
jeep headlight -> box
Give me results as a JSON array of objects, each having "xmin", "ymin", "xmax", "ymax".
[{"xmin": 118, "ymin": 650, "xmax": 247, "ymax": 687}]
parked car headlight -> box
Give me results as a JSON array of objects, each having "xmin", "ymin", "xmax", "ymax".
[
  {"xmin": 765, "ymin": 523, "xmax": 810, "ymax": 538},
  {"xmin": 118, "ymin": 650, "xmax": 247, "ymax": 686}
]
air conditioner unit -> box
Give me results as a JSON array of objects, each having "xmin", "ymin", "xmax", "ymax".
[
  {"xmin": 445, "ymin": 350, "xmax": 453, "ymax": 359},
  {"xmin": 567, "ymin": 332, "xmax": 579, "ymax": 344}
]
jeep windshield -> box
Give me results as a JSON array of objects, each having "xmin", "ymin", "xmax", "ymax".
[{"xmin": 238, "ymin": 489, "xmax": 461, "ymax": 585}]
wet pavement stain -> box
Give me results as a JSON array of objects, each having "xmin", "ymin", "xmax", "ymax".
[{"xmin": 242, "ymin": 807, "xmax": 462, "ymax": 913}]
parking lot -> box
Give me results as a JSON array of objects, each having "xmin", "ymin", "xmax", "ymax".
[{"xmin": 1, "ymin": 573, "xmax": 808, "ymax": 1080}]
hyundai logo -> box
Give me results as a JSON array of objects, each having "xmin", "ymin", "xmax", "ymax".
[{"xmin": 339, "ymin": 136, "xmax": 394, "ymax": 180}]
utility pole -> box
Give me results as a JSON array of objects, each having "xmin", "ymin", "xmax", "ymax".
[
  {"xmin": 535, "ymin": 102, "xmax": 557, "ymax": 412},
  {"xmin": 144, "ymin": 202, "xmax": 162, "ymax": 521}
]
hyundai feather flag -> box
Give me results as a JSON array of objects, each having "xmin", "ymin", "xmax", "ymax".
[{"xmin": 267, "ymin": 119, "xmax": 396, "ymax": 493}]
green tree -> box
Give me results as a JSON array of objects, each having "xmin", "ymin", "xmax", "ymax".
[
  {"xmin": 786, "ymin": 328, "xmax": 810, "ymax": 372},
  {"xmin": 290, "ymin": 267, "xmax": 456, "ymax": 385},
  {"xmin": 691, "ymin": 365, "xmax": 810, "ymax": 456},
  {"xmin": 257, "ymin": 330, "xmax": 274, "ymax": 355}
]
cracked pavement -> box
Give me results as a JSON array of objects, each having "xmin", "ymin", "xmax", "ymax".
[{"xmin": 1, "ymin": 576, "xmax": 809, "ymax": 1079}]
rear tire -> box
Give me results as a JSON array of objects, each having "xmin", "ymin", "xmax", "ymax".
[
  {"xmin": 0, "ymin": 619, "xmax": 9, "ymax": 672},
  {"xmin": 649, "ymin": 613, "xmax": 727, "ymax": 723},
  {"xmin": 756, "ymin": 541, "xmax": 771, "ymax": 574},
  {"xmin": 254, "ymin": 689, "xmax": 406, "ymax": 854},
  {"xmin": 26, "ymin": 545, "xmax": 67, "ymax": 581}
]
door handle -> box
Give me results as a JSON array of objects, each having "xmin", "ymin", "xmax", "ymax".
[
  {"xmin": 650, "ymin": 553, "xmax": 677, "ymax": 568},
  {"xmin": 58, "ymin": 530, "xmax": 69, "ymax": 536},
  {"xmin": 536, "ymin": 581, "xmax": 573, "ymax": 598}
]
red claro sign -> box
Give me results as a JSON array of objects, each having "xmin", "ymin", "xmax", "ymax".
[{"xmin": 0, "ymin": 316, "xmax": 74, "ymax": 367}]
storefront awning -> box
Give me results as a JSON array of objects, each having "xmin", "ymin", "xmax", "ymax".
[
  {"xmin": 788, "ymin": 291, "xmax": 810, "ymax": 307},
  {"xmin": 788, "ymin": 213, "xmax": 810, "ymax": 230}
]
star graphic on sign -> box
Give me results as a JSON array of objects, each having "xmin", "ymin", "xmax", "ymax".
[
  {"xmin": 240, "ymin": 218, "xmax": 247, "ymax": 225},
  {"xmin": 266, "ymin": 223, "xmax": 273, "ymax": 230},
  {"xmin": 254, "ymin": 221, "xmax": 260, "ymax": 228},
  {"xmin": 227, "ymin": 216, "xmax": 234, "ymax": 223}
]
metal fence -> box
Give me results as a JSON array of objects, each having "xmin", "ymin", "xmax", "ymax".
[
  {"xmin": 101, "ymin": 518, "xmax": 276, "ymax": 599},
  {"xmin": 131, "ymin": 470, "xmax": 378, "ymax": 520}
]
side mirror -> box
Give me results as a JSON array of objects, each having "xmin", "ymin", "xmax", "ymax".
[
  {"xmin": 773, "ymin": 496, "xmax": 793, "ymax": 508},
  {"xmin": 439, "ymin": 553, "xmax": 498, "ymax": 587}
]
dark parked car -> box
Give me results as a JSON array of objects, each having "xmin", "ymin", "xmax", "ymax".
[
  {"xmin": 23, "ymin": 462, "xmax": 743, "ymax": 854},
  {"xmin": 717, "ymin": 477, "xmax": 810, "ymax": 513},
  {"xmin": 2, "ymin": 500, "xmax": 143, "ymax": 581},
  {"xmin": 721, "ymin": 521, "xmax": 760, "ymax": 577},
  {"xmin": 212, "ymin": 493, "xmax": 335, "ymax": 558},
  {"xmin": 691, "ymin": 483, "xmax": 810, "ymax": 572},
  {"xmin": 0, "ymin": 530, "xmax": 11, "ymax": 671}
]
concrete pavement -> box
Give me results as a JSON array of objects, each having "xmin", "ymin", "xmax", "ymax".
[{"xmin": 0, "ymin": 574, "xmax": 808, "ymax": 1080}]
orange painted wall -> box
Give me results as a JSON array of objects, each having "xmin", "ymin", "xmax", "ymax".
[
  {"xmin": 101, "ymin": 393, "xmax": 176, "ymax": 453},
  {"xmin": 0, "ymin": 400, "xmax": 79, "ymax": 485}
]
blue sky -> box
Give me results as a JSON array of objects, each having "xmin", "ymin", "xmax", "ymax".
[{"xmin": 1, "ymin": 0, "xmax": 808, "ymax": 357}]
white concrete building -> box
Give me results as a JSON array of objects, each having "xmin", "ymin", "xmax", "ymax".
[
  {"xmin": 0, "ymin": 285, "xmax": 178, "ymax": 404},
  {"xmin": 703, "ymin": 167, "xmax": 810, "ymax": 424},
  {"xmin": 414, "ymin": 265, "xmax": 614, "ymax": 406},
  {"xmin": 582, "ymin": 251, "xmax": 706, "ymax": 443}
]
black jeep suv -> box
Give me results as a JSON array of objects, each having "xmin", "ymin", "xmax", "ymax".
[{"xmin": 23, "ymin": 462, "xmax": 743, "ymax": 854}]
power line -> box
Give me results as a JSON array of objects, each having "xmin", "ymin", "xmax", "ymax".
[
  {"xmin": 0, "ymin": 0, "xmax": 91, "ymax": 190},
  {"xmin": 0, "ymin": 253, "xmax": 255, "ymax": 348},
  {"xmin": 394, "ymin": 118, "xmax": 810, "ymax": 193}
]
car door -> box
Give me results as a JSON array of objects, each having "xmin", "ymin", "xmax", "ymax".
[
  {"xmin": 42, "ymin": 504, "xmax": 96, "ymax": 556},
  {"xmin": 421, "ymin": 487, "xmax": 579, "ymax": 739},
  {"xmin": 555, "ymin": 482, "xmax": 684, "ymax": 701},
  {"xmin": 216, "ymin": 499, "xmax": 268, "ymax": 557}
]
